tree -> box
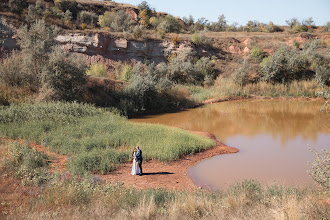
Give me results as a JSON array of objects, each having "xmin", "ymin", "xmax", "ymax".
[
  {"xmin": 139, "ymin": 9, "xmax": 150, "ymax": 28},
  {"xmin": 42, "ymin": 46, "xmax": 86, "ymax": 101},
  {"xmin": 285, "ymin": 18, "xmax": 299, "ymax": 28},
  {"xmin": 211, "ymin": 14, "xmax": 227, "ymax": 31},
  {"xmin": 137, "ymin": 1, "xmax": 153, "ymax": 17},
  {"xmin": 17, "ymin": 20, "xmax": 60, "ymax": 90}
]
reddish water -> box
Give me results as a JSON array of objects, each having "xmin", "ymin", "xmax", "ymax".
[{"xmin": 132, "ymin": 99, "xmax": 330, "ymax": 189}]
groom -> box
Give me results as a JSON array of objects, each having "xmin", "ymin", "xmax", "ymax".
[{"xmin": 135, "ymin": 146, "xmax": 143, "ymax": 176}]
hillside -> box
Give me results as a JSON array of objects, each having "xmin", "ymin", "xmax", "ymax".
[{"xmin": 0, "ymin": 0, "xmax": 329, "ymax": 113}]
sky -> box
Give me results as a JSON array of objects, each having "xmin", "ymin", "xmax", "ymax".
[{"xmin": 114, "ymin": 0, "xmax": 330, "ymax": 26}]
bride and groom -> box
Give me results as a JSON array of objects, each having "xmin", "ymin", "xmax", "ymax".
[{"xmin": 132, "ymin": 146, "xmax": 143, "ymax": 176}]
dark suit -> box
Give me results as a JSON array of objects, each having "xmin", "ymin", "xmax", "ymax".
[{"xmin": 136, "ymin": 149, "xmax": 143, "ymax": 175}]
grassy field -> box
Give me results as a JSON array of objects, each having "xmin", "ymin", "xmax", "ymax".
[
  {"xmin": 1, "ymin": 142, "xmax": 328, "ymax": 220},
  {"xmin": 0, "ymin": 102, "xmax": 215, "ymax": 174}
]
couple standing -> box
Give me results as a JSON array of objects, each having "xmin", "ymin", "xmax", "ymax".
[{"xmin": 132, "ymin": 146, "xmax": 143, "ymax": 176}]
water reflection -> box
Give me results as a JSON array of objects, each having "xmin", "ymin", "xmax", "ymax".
[{"xmin": 132, "ymin": 99, "xmax": 330, "ymax": 188}]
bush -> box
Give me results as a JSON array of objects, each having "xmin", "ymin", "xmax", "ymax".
[
  {"xmin": 249, "ymin": 46, "xmax": 263, "ymax": 62},
  {"xmin": 315, "ymin": 65, "xmax": 330, "ymax": 87},
  {"xmin": 9, "ymin": 0, "xmax": 27, "ymax": 14},
  {"xmin": 232, "ymin": 58, "xmax": 251, "ymax": 86},
  {"xmin": 323, "ymin": 21, "xmax": 330, "ymax": 32},
  {"xmin": 17, "ymin": 20, "xmax": 60, "ymax": 92},
  {"xmin": 6, "ymin": 143, "xmax": 50, "ymax": 186},
  {"xmin": 308, "ymin": 149, "xmax": 329, "ymax": 192},
  {"xmin": 41, "ymin": 46, "xmax": 87, "ymax": 101},
  {"xmin": 79, "ymin": 11, "xmax": 98, "ymax": 27},
  {"xmin": 55, "ymin": 0, "xmax": 79, "ymax": 19},
  {"xmin": 26, "ymin": 1, "xmax": 45, "ymax": 22},
  {"xmin": 230, "ymin": 179, "xmax": 262, "ymax": 201},
  {"xmin": 86, "ymin": 63, "xmax": 107, "ymax": 77},
  {"xmin": 259, "ymin": 46, "xmax": 308, "ymax": 83},
  {"xmin": 293, "ymin": 40, "xmax": 300, "ymax": 49},
  {"xmin": 131, "ymin": 25, "xmax": 145, "ymax": 39},
  {"xmin": 157, "ymin": 15, "xmax": 182, "ymax": 33},
  {"xmin": 290, "ymin": 24, "xmax": 308, "ymax": 33},
  {"xmin": 191, "ymin": 33, "xmax": 212, "ymax": 47},
  {"xmin": 98, "ymin": 11, "xmax": 132, "ymax": 32},
  {"xmin": 139, "ymin": 9, "xmax": 150, "ymax": 28},
  {"xmin": 0, "ymin": 51, "xmax": 36, "ymax": 89},
  {"xmin": 264, "ymin": 21, "xmax": 283, "ymax": 33},
  {"xmin": 171, "ymin": 34, "xmax": 180, "ymax": 46},
  {"xmin": 119, "ymin": 64, "xmax": 133, "ymax": 81}
]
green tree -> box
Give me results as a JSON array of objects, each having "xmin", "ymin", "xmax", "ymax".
[
  {"xmin": 42, "ymin": 46, "xmax": 86, "ymax": 101},
  {"xmin": 17, "ymin": 20, "xmax": 60, "ymax": 90}
]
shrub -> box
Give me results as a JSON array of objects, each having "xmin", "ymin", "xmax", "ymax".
[
  {"xmin": 323, "ymin": 21, "xmax": 330, "ymax": 32},
  {"xmin": 131, "ymin": 25, "xmax": 145, "ymax": 39},
  {"xmin": 171, "ymin": 34, "xmax": 180, "ymax": 46},
  {"xmin": 157, "ymin": 15, "xmax": 182, "ymax": 33},
  {"xmin": 17, "ymin": 20, "xmax": 60, "ymax": 91},
  {"xmin": 139, "ymin": 9, "xmax": 150, "ymax": 28},
  {"xmin": 86, "ymin": 63, "xmax": 107, "ymax": 77},
  {"xmin": 8, "ymin": 0, "xmax": 27, "ymax": 14},
  {"xmin": 118, "ymin": 74, "xmax": 160, "ymax": 115},
  {"xmin": 264, "ymin": 21, "xmax": 283, "ymax": 33},
  {"xmin": 249, "ymin": 46, "xmax": 263, "ymax": 62},
  {"xmin": 308, "ymin": 149, "xmax": 330, "ymax": 192},
  {"xmin": 259, "ymin": 46, "xmax": 308, "ymax": 83},
  {"xmin": 230, "ymin": 179, "xmax": 262, "ymax": 201},
  {"xmin": 98, "ymin": 11, "xmax": 132, "ymax": 32},
  {"xmin": 79, "ymin": 11, "xmax": 98, "ymax": 26},
  {"xmin": 26, "ymin": 1, "xmax": 45, "ymax": 22},
  {"xmin": 0, "ymin": 51, "xmax": 36, "ymax": 89},
  {"xmin": 41, "ymin": 46, "xmax": 87, "ymax": 101},
  {"xmin": 290, "ymin": 24, "xmax": 308, "ymax": 33},
  {"xmin": 191, "ymin": 33, "xmax": 212, "ymax": 47},
  {"xmin": 232, "ymin": 58, "xmax": 251, "ymax": 86},
  {"xmin": 315, "ymin": 65, "xmax": 330, "ymax": 87},
  {"xmin": 55, "ymin": 0, "xmax": 79, "ymax": 19},
  {"xmin": 293, "ymin": 40, "xmax": 300, "ymax": 49},
  {"xmin": 119, "ymin": 64, "xmax": 133, "ymax": 81},
  {"xmin": 6, "ymin": 143, "xmax": 50, "ymax": 186}
]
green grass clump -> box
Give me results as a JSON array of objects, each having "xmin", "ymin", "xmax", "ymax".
[
  {"xmin": 4, "ymin": 142, "xmax": 50, "ymax": 186},
  {"xmin": 0, "ymin": 102, "xmax": 216, "ymax": 174}
]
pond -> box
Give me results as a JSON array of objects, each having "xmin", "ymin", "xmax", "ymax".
[{"xmin": 132, "ymin": 99, "xmax": 330, "ymax": 190}]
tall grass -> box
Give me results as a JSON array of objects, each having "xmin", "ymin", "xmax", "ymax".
[
  {"xmin": 5, "ymin": 175, "xmax": 328, "ymax": 220},
  {"xmin": 183, "ymin": 79, "xmax": 321, "ymax": 103},
  {"xmin": 0, "ymin": 102, "xmax": 215, "ymax": 174}
]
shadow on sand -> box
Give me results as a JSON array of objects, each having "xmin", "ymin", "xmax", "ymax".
[{"xmin": 142, "ymin": 172, "xmax": 174, "ymax": 176}]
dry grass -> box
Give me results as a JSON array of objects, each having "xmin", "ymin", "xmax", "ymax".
[{"xmin": 4, "ymin": 179, "xmax": 328, "ymax": 220}]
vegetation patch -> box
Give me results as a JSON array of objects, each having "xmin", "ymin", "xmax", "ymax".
[{"xmin": 0, "ymin": 102, "xmax": 216, "ymax": 174}]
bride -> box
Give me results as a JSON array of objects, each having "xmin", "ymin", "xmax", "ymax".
[{"xmin": 132, "ymin": 148, "xmax": 139, "ymax": 175}]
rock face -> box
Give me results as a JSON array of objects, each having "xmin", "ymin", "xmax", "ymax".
[{"xmin": 56, "ymin": 33, "xmax": 198, "ymax": 64}]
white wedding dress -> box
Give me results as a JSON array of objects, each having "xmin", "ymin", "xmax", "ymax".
[{"xmin": 132, "ymin": 152, "xmax": 139, "ymax": 175}]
